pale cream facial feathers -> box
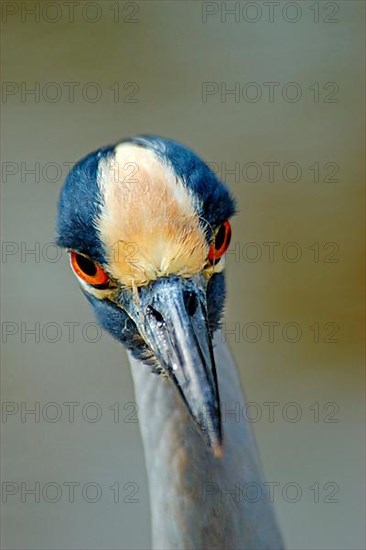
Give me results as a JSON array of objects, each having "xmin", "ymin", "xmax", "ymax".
[{"xmin": 96, "ymin": 143, "xmax": 211, "ymax": 288}]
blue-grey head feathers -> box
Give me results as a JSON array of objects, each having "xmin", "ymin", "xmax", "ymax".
[{"xmin": 56, "ymin": 135, "xmax": 235, "ymax": 363}]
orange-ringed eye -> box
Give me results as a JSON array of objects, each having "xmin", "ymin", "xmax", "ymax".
[
  {"xmin": 208, "ymin": 220, "xmax": 232, "ymax": 262},
  {"xmin": 70, "ymin": 251, "xmax": 110, "ymax": 287}
]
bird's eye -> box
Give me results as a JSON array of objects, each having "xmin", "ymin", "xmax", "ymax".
[
  {"xmin": 70, "ymin": 251, "xmax": 110, "ymax": 287},
  {"xmin": 207, "ymin": 220, "xmax": 232, "ymax": 262}
]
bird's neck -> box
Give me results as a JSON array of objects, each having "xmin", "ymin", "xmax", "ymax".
[{"xmin": 129, "ymin": 331, "xmax": 283, "ymax": 550}]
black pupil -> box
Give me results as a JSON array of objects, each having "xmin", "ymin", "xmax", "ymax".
[
  {"xmin": 77, "ymin": 255, "xmax": 97, "ymax": 276},
  {"xmin": 214, "ymin": 224, "xmax": 226, "ymax": 250}
]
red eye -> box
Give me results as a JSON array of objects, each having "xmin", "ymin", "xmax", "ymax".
[
  {"xmin": 70, "ymin": 252, "xmax": 110, "ymax": 287},
  {"xmin": 208, "ymin": 220, "xmax": 232, "ymax": 262}
]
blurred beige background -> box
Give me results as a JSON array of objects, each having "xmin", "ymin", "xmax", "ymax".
[{"xmin": 1, "ymin": 1, "xmax": 365, "ymax": 549}]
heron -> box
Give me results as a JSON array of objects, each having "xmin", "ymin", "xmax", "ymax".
[{"xmin": 56, "ymin": 135, "xmax": 284, "ymax": 549}]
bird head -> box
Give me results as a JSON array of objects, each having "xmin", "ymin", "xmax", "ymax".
[{"xmin": 57, "ymin": 135, "xmax": 235, "ymax": 457}]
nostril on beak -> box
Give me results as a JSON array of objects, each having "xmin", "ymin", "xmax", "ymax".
[
  {"xmin": 184, "ymin": 291, "xmax": 198, "ymax": 317},
  {"xmin": 145, "ymin": 305, "xmax": 165, "ymax": 327}
]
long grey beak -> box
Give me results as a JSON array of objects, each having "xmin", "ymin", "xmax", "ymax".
[{"xmin": 131, "ymin": 276, "xmax": 223, "ymax": 457}]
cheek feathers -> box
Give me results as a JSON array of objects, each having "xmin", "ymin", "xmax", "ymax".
[{"xmin": 96, "ymin": 143, "xmax": 209, "ymax": 287}]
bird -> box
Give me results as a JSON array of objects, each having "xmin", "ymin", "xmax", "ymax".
[{"xmin": 56, "ymin": 135, "xmax": 284, "ymax": 550}]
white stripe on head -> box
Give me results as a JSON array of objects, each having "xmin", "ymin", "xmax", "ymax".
[{"xmin": 96, "ymin": 143, "xmax": 209, "ymax": 288}]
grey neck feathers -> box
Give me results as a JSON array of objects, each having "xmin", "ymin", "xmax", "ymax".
[{"xmin": 129, "ymin": 331, "xmax": 284, "ymax": 550}]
